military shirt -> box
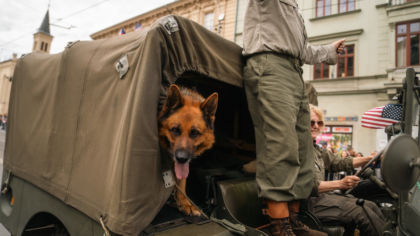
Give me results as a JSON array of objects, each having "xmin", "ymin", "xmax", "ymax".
[
  {"xmin": 312, "ymin": 144, "xmax": 354, "ymax": 194},
  {"xmin": 242, "ymin": 0, "xmax": 337, "ymax": 65}
]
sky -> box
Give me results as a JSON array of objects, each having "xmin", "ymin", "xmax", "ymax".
[{"xmin": 0, "ymin": 0, "xmax": 175, "ymax": 61}]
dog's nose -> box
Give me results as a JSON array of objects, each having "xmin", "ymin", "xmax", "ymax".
[{"xmin": 175, "ymin": 149, "xmax": 190, "ymax": 164}]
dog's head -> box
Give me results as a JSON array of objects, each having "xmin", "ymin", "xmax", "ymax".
[{"xmin": 158, "ymin": 84, "xmax": 218, "ymax": 180}]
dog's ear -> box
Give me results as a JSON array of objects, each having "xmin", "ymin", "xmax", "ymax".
[
  {"xmin": 200, "ymin": 92, "xmax": 218, "ymax": 129},
  {"xmin": 159, "ymin": 84, "xmax": 184, "ymax": 122}
]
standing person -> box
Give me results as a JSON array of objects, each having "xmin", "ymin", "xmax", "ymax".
[
  {"xmin": 242, "ymin": 0, "xmax": 345, "ymax": 235},
  {"xmin": 309, "ymin": 104, "xmax": 386, "ymax": 236},
  {"xmin": 1, "ymin": 115, "xmax": 6, "ymax": 130}
]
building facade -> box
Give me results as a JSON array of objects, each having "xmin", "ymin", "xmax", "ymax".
[
  {"xmin": 300, "ymin": 0, "xmax": 420, "ymax": 155},
  {"xmin": 92, "ymin": 0, "xmax": 420, "ymax": 155},
  {"xmin": 0, "ymin": 9, "xmax": 52, "ymax": 119},
  {"xmin": 0, "ymin": 54, "xmax": 16, "ymax": 116},
  {"xmin": 91, "ymin": 0, "xmax": 239, "ymax": 41}
]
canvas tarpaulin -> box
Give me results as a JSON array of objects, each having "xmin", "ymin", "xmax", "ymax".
[{"xmin": 4, "ymin": 15, "xmax": 243, "ymax": 235}]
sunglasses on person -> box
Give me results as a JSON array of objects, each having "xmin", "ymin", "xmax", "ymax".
[{"xmin": 311, "ymin": 120, "xmax": 324, "ymax": 127}]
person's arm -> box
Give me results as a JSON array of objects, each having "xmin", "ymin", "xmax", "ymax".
[
  {"xmin": 352, "ymin": 156, "xmax": 372, "ymax": 168},
  {"xmin": 352, "ymin": 151, "xmax": 376, "ymax": 168},
  {"xmin": 318, "ymin": 175, "xmax": 360, "ymax": 193},
  {"xmin": 301, "ymin": 39, "xmax": 345, "ymax": 65},
  {"xmin": 324, "ymin": 149, "xmax": 354, "ymax": 173}
]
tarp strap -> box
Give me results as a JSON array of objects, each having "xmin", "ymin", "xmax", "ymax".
[
  {"xmin": 99, "ymin": 215, "xmax": 110, "ymax": 236},
  {"xmin": 1, "ymin": 171, "xmax": 12, "ymax": 194},
  {"xmin": 210, "ymin": 216, "xmax": 247, "ymax": 235}
]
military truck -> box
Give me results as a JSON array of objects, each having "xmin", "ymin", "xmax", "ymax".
[{"xmin": 0, "ymin": 15, "xmax": 419, "ymax": 236}]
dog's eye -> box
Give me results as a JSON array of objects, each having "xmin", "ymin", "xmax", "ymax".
[
  {"xmin": 189, "ymin": 128, "xmax": 201, "ymax": 138},
  {"xmin": 170, "ymin": 126, "xmax": 181, "ymax": 136}
]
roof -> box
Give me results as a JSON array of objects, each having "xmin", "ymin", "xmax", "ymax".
[{"xmin": 37, "ymin": 9, "xmax": 51, "ymax": 35}]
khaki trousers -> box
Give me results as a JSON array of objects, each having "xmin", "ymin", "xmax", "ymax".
[
  {"xmin": 309, "ymin": 193, "xmax": 386, "ymax": 236},
  {"xmin": 243, "ymin": 53, "xmax": 313, "ymax": 201}
]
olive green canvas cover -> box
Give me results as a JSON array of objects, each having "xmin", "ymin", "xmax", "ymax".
[{"xmin": 4, "ymin": 15, "xmax": 243, "ymax": 235}]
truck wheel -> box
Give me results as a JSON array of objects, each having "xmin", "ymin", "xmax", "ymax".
[{"xmin": 22, "ymin": 213, "xmax": 69, "ymax": 236}]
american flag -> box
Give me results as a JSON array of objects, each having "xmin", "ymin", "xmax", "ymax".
[{"xmin": 361, "ymin": 104, "xmax": 402, "ymax": 129}]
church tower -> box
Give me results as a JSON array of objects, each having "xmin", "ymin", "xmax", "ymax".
[{"xmin": 32, "ymin": 9, "xmax": 53, "ymax": 53}]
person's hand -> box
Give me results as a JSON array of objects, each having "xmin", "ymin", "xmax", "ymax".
[
  {"xmin": 339, "ymin": 175, "xmax": 360, "ymax": 190},
  {"xmin": 333, "ymin": 39, "xmax": 345, "ymax": 54},
  {"xmin": 368, "ymin": 150, "xmax": 381, "ymax": 165},
  {"xmin": 370, "ymin": 150, "xmax": 377, "ymax": 157}
]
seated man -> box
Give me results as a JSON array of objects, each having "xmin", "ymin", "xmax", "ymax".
[{"xmin": 309, "ymin": 104, "xmax": 386, "ymax": 236}]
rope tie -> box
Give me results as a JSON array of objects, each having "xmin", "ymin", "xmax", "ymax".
[
  {"xmin": 1, "ymin": 171, "xmax": 12, "ymax": 195},
  {"xmin": 99, "ymin": 215, "xmax": 110, "ymax": 236}
]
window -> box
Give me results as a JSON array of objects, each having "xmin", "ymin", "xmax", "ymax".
[
  {"xmin": 316, "ymin": 0, "xmax": 331, "ymax": 17},
  {"xmin": 44, "ymin": 43, "xmax": 48, "ymax": 52},
  {"xmin": 338, "ymin": 0, "xmax": 355, "ymax": 13},
  {"xmin": 337, "ymin": 45, "xmax": 354, "ymax": 77},
  {"xmin": 390, "ymin": 0, "xmax": 415, "ymax": 6},
  {"xmin": 396, "ymin": 20, "xmax": 420, "ymax": 67},
  {"xmin": 41, "ymin": 42, "xmax": 44, "ymax": 51},
  {"xmin": 204, "ymin": 12, "xmax": 214, "ymax": 31},
  {"xmin": 313, "ymin": 63, "xmax": 329, "ymax": 79}
]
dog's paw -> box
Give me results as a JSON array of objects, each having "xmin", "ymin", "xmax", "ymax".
[
  {"xmin": 174, "ymin": 179, "xmax": 201, "ymax": 216},
  {"xmin": 177, "ymin": 199, "xmax": 201, "ymax": 216}
]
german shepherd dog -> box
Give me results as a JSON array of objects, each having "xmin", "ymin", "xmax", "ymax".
[{"xmin": 158, "ymin": 84, "xmax": 218, "ymax": 216}]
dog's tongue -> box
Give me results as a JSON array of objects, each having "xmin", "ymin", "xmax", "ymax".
[{"xmin": 174, "ymin": 162, "xmax": 189, "ymax": 180}]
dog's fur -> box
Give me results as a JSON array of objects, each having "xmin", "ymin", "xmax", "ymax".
[{"xmin": 158, "ymin": 84, "xmax": 218, "ymax": 216}]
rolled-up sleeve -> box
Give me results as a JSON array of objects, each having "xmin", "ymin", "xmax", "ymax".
[
  {"xmin": 301, "ymin": 43, "xmax": 337, "ymax": 65},
  {"xmin": 324, "ymin": 152, "xmax": 354, "ymax": 173},
  {"xmin": 311, "ymin": 178, "xmax": 320, "ymax": 197}
]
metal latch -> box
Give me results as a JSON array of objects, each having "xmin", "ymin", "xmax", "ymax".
[
  {"xmin": 115, "ymin": 54, "xmax": 129, "ymax": 79},
  {"xmin": 162, "ymin": 170, "xmax": 175, "ymax": 188},
  {"xmin": 160, "ymin": 16, "xmax": 179, "ymax": 35}
]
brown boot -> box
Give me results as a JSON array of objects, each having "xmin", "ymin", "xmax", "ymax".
[
  {"xmin": 269, "ymin": 217, "xmax": 296, "ymax": 236},
  {"xmin": 288, "ymin": 201, "xmax": 327, "ymax": 236},
  {"xmin": 263, "ymin": 200, "xmax": 296, "ymax": 236}
]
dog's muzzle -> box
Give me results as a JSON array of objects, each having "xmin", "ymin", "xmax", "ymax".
[{"xmin": 175, "ymin": 149, "xmax": 191, "ymax": 164}]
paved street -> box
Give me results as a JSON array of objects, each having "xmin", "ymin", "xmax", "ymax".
[{"xmin": 0, "ymin": 130, "xmax": 11, "ymax": 236}]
